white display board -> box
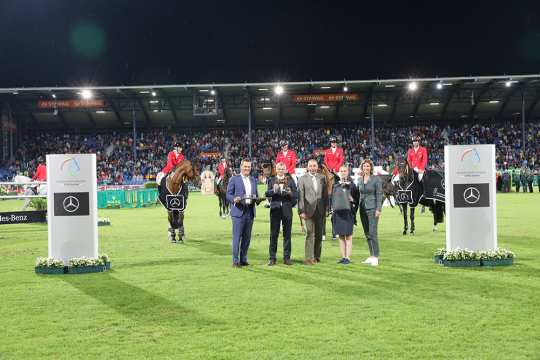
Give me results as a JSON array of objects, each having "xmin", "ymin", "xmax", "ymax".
[
  {"xmin": 444, "ymin": 145, "xmax": 497, "ymax": 251},
  {"xmin": 46, "ymin": 154, "xmax": 98, "ymax": 263}
]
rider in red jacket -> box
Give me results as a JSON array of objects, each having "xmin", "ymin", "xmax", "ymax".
[
  {"xmin": 275, "ymin": 140, "xmax": 297, "ymax": 178},
  {"xmin": 216, "ymin": 158, "xmax": 228, "ymax": 185},
  {"xmin": 323, "ymin": 136, "xmax": 344, "ymax": 173},
  {"xmin": 406, "ymin": 135, "xmax": 428, "ymax": 182},
  {"xmin": 32, "ymin": 159, "xmax": 47, "ymax": 182},
  {"xmin": 157, "ymin": 142, "xmax": 185, "ymax": 183}
]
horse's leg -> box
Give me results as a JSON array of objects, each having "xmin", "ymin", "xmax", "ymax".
[
  {"xmin": 410, "ymin": 207, "xmax": 415, "ymax": 235},
  {"xmin": 168, "ymin": 211, "xmax": 176, "ymax": 243},
  {"xmin": 178, "ymin": 211, "xmax": 185, "ymax": 242},
  {"xmin": 218, "ymin": 194, "xmax": 223, "ymax": 218},
  {"xmin": 402, "ymin": 204, "xmax": 408, "ymax": 235}
]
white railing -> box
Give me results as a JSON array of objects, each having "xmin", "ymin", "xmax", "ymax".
[
  {"xmin": 0, "ymin": 195, "xmax": 48, "ymax": 199},
  {"xmin": 0, "ymin": 182, "xmax": 47, "ymax": 185}
]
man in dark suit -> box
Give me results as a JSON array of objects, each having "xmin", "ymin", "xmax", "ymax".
[
  {"xmin": 298, "ymin": 159, "xmax": 328, "ymax": 265},
  {"xmin": 226, "ymin": 159, "xmax": 259, "ymax": 268},
  {"xmin": 265, "ymin": 162, "xmax": 298, "ymax": 266}
]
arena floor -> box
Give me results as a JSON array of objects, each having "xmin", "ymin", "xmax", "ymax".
[{"xmin": 1, "ymin": 191, "xmax": 539, "ymax": 359}]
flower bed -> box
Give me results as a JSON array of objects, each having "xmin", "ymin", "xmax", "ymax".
[
  {"xmin": 434, "ymin": 248, "xmax": 514, "ymax": 268},
  {"xmin": 35, "ymin": 254, "xmax": 111, "ymax": 274}
]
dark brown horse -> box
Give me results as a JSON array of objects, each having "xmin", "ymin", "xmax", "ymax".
[
  {"xmin": 165, "ymin": 160, "xmax": 200, "ymax": 243},
  {"xmin": 214, "ymin": 166, "xmax": 232, "ymax": 218},
  {"xmin": 394, "ymin": 159, "xmax": 444, "ymax": 235}
]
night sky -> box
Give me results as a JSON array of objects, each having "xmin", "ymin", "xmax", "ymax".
[{"xmin": 1, "ymin": 0, "xmax": 540, "ymax": 87}]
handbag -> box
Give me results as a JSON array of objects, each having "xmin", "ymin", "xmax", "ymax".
[{"xmin": 332, "ymin": 185, "xmax": 351, "ymax": 211}]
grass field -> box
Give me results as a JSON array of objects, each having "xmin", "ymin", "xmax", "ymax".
[{"xmin": 1, "ymin": 190, "xmax": 539, "ymax": 359}]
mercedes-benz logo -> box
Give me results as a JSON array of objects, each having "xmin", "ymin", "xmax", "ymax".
[
  {"xmin": 463, "ymin": 187, "xmax": 480, "ymax": 204},
  {"xmin": 170, "ymin": 198, "xmax": 181, "ymax": 207},
  {"xmin": 63, "ymin": 195, "xmax": 80, "ymax": 213}
]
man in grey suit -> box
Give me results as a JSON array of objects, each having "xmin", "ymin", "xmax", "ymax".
[{"xmin": 298, "ymin": 159, "xmax": 328, "ymax": 265}]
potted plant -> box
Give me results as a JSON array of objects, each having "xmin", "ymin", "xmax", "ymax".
[
  {"xmin": 481, "ymin": 249, "xmax": 514, "ymax": 266},
  {"xmin": 98, "ymin": 217, "xmax": 111, "ymax": 226},
  {"xmin": 433, "ymin": 248, "xmax": 445, "ymax": 264},
  {"xmin": 68, "ymin": 256, "xmax": 106, "ymax": 274},
  {"xmin": 442, "ymin": 248, "xmax": 481, "ymax": 267},
  {"xmin": 35, "ymin": 257, "xmax": 66, "ymax": 274}
]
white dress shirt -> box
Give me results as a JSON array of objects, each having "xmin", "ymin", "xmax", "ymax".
[{"xmin": 242, "ymin": 175, "xmax": 252, "ymax": 197}]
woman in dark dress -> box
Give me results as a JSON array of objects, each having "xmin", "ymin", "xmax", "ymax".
[{"xmin": 331, "ymin": 166, "xmax": 359, "ymax": 264}]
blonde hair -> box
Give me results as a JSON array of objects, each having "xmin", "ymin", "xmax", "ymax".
[{"xmin": 360, "ymin": 159, "xmax": 374, "ymax": 175}]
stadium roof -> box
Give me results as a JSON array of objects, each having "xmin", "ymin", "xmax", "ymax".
[{"xmin": 2, "ymin": 74, "xmax": 540, "ymax": 130}]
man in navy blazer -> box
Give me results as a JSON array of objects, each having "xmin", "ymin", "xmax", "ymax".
[{"xmin": 226, "ymin": 159, "xmax": 259, "ymax": 268}]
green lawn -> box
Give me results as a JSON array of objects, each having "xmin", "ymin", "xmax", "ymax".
[{"xmin": 0, "ymin": 191, "xmax": 539, "ymax": 359}]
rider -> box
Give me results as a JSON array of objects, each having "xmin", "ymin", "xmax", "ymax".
[
  {"xmin": 23, "ymin": 157, "xmax": 47, "ymax": 210},
  {"xmin": 157, "ymin": 142, "xmax": 185, "ymax": 184},
  {"xmin": 407, "ymin": 135, "xmax": 428, "ymax": 182},
  {"xmin": 32, "ymin": 157, "xmax": 47, "ymax": 182},
  {"xmin": 216, "ymin": 158, "xmax": 229, "ymax": 186},
  {"xmin": 275, "ymin": 140, "xmax": 298, "ymax": 182},
  {"xmin": 323, "ymin": 136, "xmax": 344, "ymax": 174}
]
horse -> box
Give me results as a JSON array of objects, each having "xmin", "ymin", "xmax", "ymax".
[
  {"xmin": 394, "ymin": 160, "xmax": 445, "ymax": 235},
  {"xmin": 12, "ymin": 174, "xmax": 47, "ymax": 210},
  {"xmin": 159, "ymin": 160, "xmax": 200, "ymax": 243},
  {"xmin": 214, "ymin": 166, "xmax": 232, "ymax": 218}
]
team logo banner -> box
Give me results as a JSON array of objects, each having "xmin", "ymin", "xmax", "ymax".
[
  {"xmin": 0, "ymin": 211, "xmax": 47, "ymax": 225},
  {"xmin": 53, "ymin": 192, "xmax": 90, "ymax": 216}
]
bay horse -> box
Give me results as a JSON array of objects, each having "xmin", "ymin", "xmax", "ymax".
[
  {"xmin": 160, "ymin": 160, "xmax": 200, "ymax": 243},
  {"xmin": 215, "ymin": 166, "xmax": 232, "ymax": 218},
  {"xmin": 394, "ymin": 160, "xmax": 445, "ymax": 235}
]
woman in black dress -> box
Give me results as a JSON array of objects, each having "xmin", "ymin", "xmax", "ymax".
[{"xmin": 331, "ymin": 166, "xmax": 359, "ymax": 264}]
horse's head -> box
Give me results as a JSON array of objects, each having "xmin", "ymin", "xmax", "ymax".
[
  {"xmin": 169, "ymin": 160, "xmax": 200, "ymax": 192},
  {"xmin": 261, "ymin": 162, "xmax": 276, "ymax": 178},
  {"xmin": 396, "ymin": 159, "xmax": 411, "ymax": 182},
  {"xmin": 319, "ymin": 163, "xmax": 338, "ymax": 196}
]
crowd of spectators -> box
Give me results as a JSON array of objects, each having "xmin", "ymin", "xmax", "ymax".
[{"xmin": 2, "ymin": 121, "xmax": 539, "ymax": 184}]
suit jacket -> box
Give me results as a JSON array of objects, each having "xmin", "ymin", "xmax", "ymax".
[
  {"xmin": 356, "ymin": 175, "xmax": 383, "ymax": 211},
  {"xmin": 265, "ymin": 175, "xmax": 298, "ymax": 217},
  {"xmin": 297, "ymin": 172, "xmax": 328, "ymax": 217},
  {"xmin": 226, "ymin": 175, "xmax": 259, "ymax": 218}
]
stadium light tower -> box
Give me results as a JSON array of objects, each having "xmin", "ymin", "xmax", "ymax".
[
  {"xmin": 274, "ymin": 85, "xmax": 284, "ymax": 96},
  {"xmin": 81, "ymin": 89, "xmax": 93, "ymax": 100},
  {"xmin": 408, "ymin": 82, "xmax": 418, "ymax": 91}
]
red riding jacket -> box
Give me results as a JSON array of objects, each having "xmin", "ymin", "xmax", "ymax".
[
  {"xmin": 162, "ymin": 151, "xmax": 185, "ymax": 174},
  {"xmin": 275, "ymin": 150, "xmax": 297, "ymax": 174},
  {"xmin": 323, "ymin": 147, "xmax": 344, "ymax": 173},
  {"xmin": 407, "ymin": 146, "xmax": 428, "ymax": 171}
]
